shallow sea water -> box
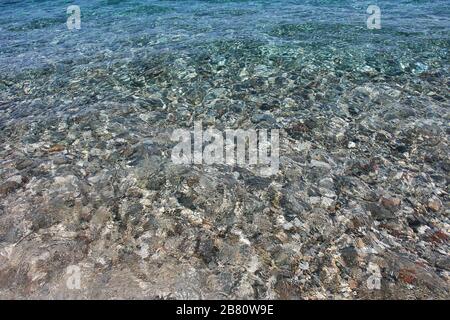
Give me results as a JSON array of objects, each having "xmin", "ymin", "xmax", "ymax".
[{"xmin": 0, "ymin": 0, "xmax": 449, "ymax": 299}]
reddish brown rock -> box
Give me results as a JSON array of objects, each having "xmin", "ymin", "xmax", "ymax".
[
  {"xmin": 427, "ymin": 198, "xmax": 442, "ymax": 212},
  {"xmin": 380, "ymin": 196, "xmax": 401, "ymax": 208},
  {"xmin": 398, "ymin": 269, "xmax": 417, "ymax": 284},
  {"xmin": 48, "ymin": 144, "xmax": 65, "ymax": 153}
]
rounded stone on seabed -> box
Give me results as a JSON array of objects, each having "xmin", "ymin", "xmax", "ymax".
[
  {"xmin": 427, "ymin": 197, "xmax": 442, "ymax": 212},
  {"xmin": 380, "ymin": 196, "xmax": 401, "ymax": 208}
]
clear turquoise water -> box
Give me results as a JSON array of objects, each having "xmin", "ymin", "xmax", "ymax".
[
  {"xmin": 0, "ymin": 0, "xmax": 448, "ymax": 149},
  {"xmin": 0, "ymin": 0, "xmax": 448, "ymax": 137},
  {"xmin": 0, "ymin": 0, "xmax": 448, "ymax": 135},
  {"xmin": 1, "ymin": 0, "xmax": 448, "ymax": 77}
]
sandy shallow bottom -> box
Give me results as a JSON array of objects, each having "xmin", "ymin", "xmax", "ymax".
[{"xmin": 0, "ymin": 0, "xmax": 449, "ymax": 299}]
